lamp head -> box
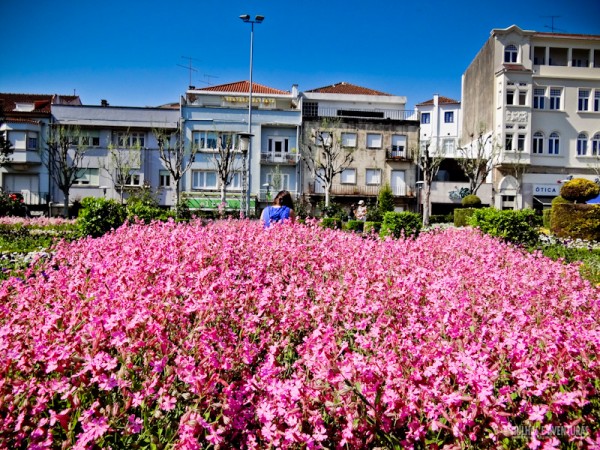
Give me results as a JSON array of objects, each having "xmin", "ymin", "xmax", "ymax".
[
  {"xmin": 255, "ymin": 15, "xmax": 264, "ymax": 23},
  {"xmin": 239, "ymin": 14, "xmax": 250, "ymax": 22}
]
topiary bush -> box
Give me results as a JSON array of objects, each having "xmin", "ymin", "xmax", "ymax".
[
  {"xmin": 461, "ymin": 194, "xmax": 482, "ymax": 208},
  {"xmin": 380, "ymin": 211, "xmax": 421, "ymax": 239},
  {"xmin": 542, "ymin": 208, "xmax": 552, "ymax": 229},
  {"xmin": 560, "ymin": 178, "xmax": 600, "ymax": 203},
  {"xmin": 468, "ymin": 207, "xmax": 541, "ymax": 246},
  {"xmin": 77, "ymin": 197, "xmax": 126, "ymax": 238},
  {"xmin": 551, "ymin": 201, "xmax": 600, "ymax": 241},
  {"xmin": 454, "ymin": 208, "xmax": 476, "ymax": 227}
]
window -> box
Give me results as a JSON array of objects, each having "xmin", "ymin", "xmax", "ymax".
[
  {"xmin": 317, "ymin": 131, "xmax": 332, "ymax": 146},
  {"xmin": 592, "ymin": 133, "xmax": 600, "ymax": 156},
  {"xmin": 365, "ymin": 169, "xmax": 381, "ymax": 185},
  {"xmin": 533, "ymin": 88, "xmax": 545, "ymax": 109},
  {"xmin": 578, "ymin": 90, "xmax": 590, "ymax": 111},
  {"xmin": 595, "ymin": 90, "xmax": 600, "ymax": 112},
  {"xmin": 159, "ymin": 170, "xmax": 171, "ymax": 187},
  {"xmin": 516, "ymin": 134, "xmax": 526, "ymax": 151},
  {"xmin": 193, "ymin": 131, "xmax": 218, "ymax": 150},
  {"xmin": 504, "ymin": 44, "xmax": 518, "ymax": 63},
  {"xmin": 391, "ymin": 135, "xmax": 407, "ymax": 156},
  {"xmin": 444, "ymin": 111, "xmax": 454, "ymax": 123},
  {"xmin": 549, "ymin": 88, "xmax": 562, "ymax": 110},
  {"xmin": 124, "ymin": 172, "xmax": 142, "ymax": 186},
  {"xmin": 340, "ymin": 168, "xmax": 356, "ymax": 184},
  {"xmin": 506, "ymin": 89, "xmax": 515, "ymax": 105},
  {"xmin": 341, "ymin": 132, "xmax": 357, "ymax": 147},
  {"xmin": 228, "ymin": 172, "xmax": 243, "ymax": 190},
  {"xmin": 519, "ymin": 90, "xmax": 527, "ymax": 106},
  {"xmin": 421, "ymin": 113, "xmax": 430, "ymax": 124},
  {"xmin": 268, "ymin": 137, "xmax": 289, "ymax": 154},
  {"xmin": 192, "ymin": 170, "xmax": 217, "ymax": 189},
  {"xmin": 577, "ymin": 133, "xmax": 588, "ymax": 155},
  {"xmin": 115, "ymin": 131, "xmax": 145, "ymax": 148},
  {"xmin": 27, "ymin": 132, "xmax": 38, "ymax": 150},
  {"xmin": 303, "ymin": 102, "xmax": 318, "ymax": 117},
  {"xmin": 505, "ymin": 133, "xmax": 514, "ymax": 151},
  {"xmin": 442, "ymin": 138, "xmax": 455, "ymax": 154},
  {"xmin": 548, "ymin": 132, "xmax": 560, "ymax": 155},
  {"xmin": 74, "ymin": 168, "xmax": 99, "ymax": 186},
  {"xmin": 366, "ymin": 133, "xmax": 382, "ymax": 149},
  {"xmin": 533, "ymin": 132, "xmax": 544, "ymax": 154}
]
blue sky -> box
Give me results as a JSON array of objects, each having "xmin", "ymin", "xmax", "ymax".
[{"xmin": 2, "ymin": 0, "xmax": 598, "ymax": 109}]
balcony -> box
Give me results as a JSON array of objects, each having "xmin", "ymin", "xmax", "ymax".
[
  {"xmin": 260, "ymin": 152, "xmax": 300, "ymax": 165},
  {"xmin": 308, "ymin": 183, "xmax": 414, "ymax": 197},
  {"xmin": 7, "ymin": 150, "xmax": 42, "ymax": 166},
  {"xmin": 385, "ymin": 148, "xmax": 412, "ymax": 162},
  {"xmin": 304, "ymin": 107, "xmax": 418, "ymax": 122}
]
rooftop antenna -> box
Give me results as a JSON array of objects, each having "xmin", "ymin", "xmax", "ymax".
[
  {"xmin": 177, "ymin": 56, "xmax": 200, "ymax": 88},
  {"xmin": 200, "ymin": 74, "xmax": 219, "ymax": 86},
  {"xmin": 541, "ymin": 15, "xmax": 565, "ymax": 33}
]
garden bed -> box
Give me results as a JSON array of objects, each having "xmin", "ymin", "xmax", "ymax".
[{"xmin": 0, "ymin": 220, "xmax": 599, "ymax": 448}]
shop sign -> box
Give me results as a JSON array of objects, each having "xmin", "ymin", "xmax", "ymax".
[{"xmin": 533, "ymin": 184, "xmax": 560, "ymax": 196}]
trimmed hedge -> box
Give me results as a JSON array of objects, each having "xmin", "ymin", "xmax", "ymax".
[
  {"xmin": 320, "ymin": 218, "xmax": 342, "ymax": 229},
  {"xmin": 454, "ymin": 208, "xmax": 477, "ymax": 227},
  {"xmin": 380, "ymin": 211, "xmax": 421, "ymax": 239},
  {"xmin": 560, "ymin": 178, "xmax": 600, "ymax": 202},
  {"xmin": 363, "ymin": 221, "xmax": 381, "ymax": 235},
  {"xmin": 468, "ymin": 208, "xmax": 541, "ymax": 246},
  {"xmin": 551, "ymin": 201, "xmax": 600, "ymax": 241},
  {"xmin": 343, "ymin": 220, "xmax": 364, "ymax": 233}
]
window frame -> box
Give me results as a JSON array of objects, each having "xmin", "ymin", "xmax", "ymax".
[
  {"xmin": 549, "ymin": 88, "xmax": 562, "ymax": 110},
  {"xmin": 192, "ymin": 170, "xmax": 218, "ymax": 190},
  {"xmin": 341, "ymin": 132, "xmax": 357, "ymax": 148},
  {"xmin": 340, "ymin": 168, "xmax": 357, "ymax": 185},
  {"xmin": 548, "ymin": 132, "xmax": 560, "ymax": 155},
  {"xmin": 420, "ymin": 113, "xmax": 430, "ymax": 124},
  {"xmin": 444, "ymin": 111, "xmax": 454, "ymax": 123},
  {"xmin": 504, "ymin": 44, "xmax": 518, "ymax": 63},
  {"xmin": 74, "ymin": 168, "xmax": 100, "ymax": 186},
  {"xmin": 592, "ymin": 133, "xmax": 600, "ymax": 156},
  {"xmin": 366, "ymin": 133, "xmax": 382, "ymax": 149},
  {"xmin": 533, "ymin": 88, "xmax": 545, "ymax": 109},
  {"xmin": 159, "ymin": 170, "xmax": 171, "ymax": 188},
  {"xmin": 577, "ymin": 133, "xmax": 588, "ymax": 156},
  {"xmin": 578, "ymin": 89, "xmax": 590, "ymax": 112},
  {"xmin": 532, "ymin": 132, "xmax": 544, "ymax": 154},
  {"xmin": 365, "ymin": 168, "xmax": 381, "ymax": 186}
]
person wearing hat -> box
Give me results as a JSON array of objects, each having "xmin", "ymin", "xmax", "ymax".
[{"xmin": 355, "ymin": 200, "xmax": 367, "ymax": 221}]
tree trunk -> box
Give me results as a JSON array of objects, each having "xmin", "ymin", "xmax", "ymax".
[
  {"xmin": 324, "ymin": 185, "xmax": 331, "ymax": 207},
  {"xmin": 62, "ymin": 191, "xmax": 70, "ymax": 218},
  {"xmin": 422, "ymin": 182, "xmax": 431, "ymax": 227}
]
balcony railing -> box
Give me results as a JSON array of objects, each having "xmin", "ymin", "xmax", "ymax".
[
  {"xmin": 4, "ymin": 191, "xmax": 49, "ymax": 205},
  {"xmin": 304, "ymin": 107, "xmax": 418, "ymax": 122},
  {"xmin": 308, "ymin": 183, "xmax": 414, "ymax": 197},
  {"xmin": 385, "ymin": 148, "xmax": 412, "ymax": 161},
  {"xmin": 260, "ymin": 152, "xmax": 300, "ymax": 165}
]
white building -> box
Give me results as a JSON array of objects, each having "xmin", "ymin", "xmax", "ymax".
[{"xmin": 462, "ymin": 25, "xmax": 600, "ymax": 210}]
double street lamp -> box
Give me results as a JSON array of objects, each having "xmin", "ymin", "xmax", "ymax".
[{"xmin": 239, "ymin": 14, "xmax": 264, "ymax": 217}]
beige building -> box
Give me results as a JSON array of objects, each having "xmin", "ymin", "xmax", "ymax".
[
  {"xmin": 462, "ymin": 25, "xmax": 600, "ymax": 210},
  {"xmin": 300, "ymin": 82, "xmax": 420, "ymax": 214}
]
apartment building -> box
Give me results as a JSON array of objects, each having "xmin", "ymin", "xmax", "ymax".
[
  {"xmin": 0, "ymin": 93, "xmax": 81, "ymax": 213},
  {"xmin": 50, "ymin": 103, "xmax": 179, "ymax": 211},
  {"xmin": 300, "ymin": 82, "xmax": 420, "ymax": 212},
  {"xmin": 181, "ymin": 81, "xmax": 302, "ymax": 216},
  {"xmin": 462, "ymin": 25, "xmax": 600, "ymax": 210}
]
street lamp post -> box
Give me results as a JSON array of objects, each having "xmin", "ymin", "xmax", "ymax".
[{"xmin": 239, "ymin": 14, "xmax": 264, "ymax": 217}]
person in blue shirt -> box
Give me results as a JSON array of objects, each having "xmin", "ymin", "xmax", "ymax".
[{"xmin": 261, "ymin": 190, "xmax": 295, "ymax": 227}]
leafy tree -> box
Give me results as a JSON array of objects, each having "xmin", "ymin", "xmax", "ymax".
[
  {"xmin": 413, "ymin": 140, "xmax": 444, "ymax": 226},
  {"xmin": 301, "ymin": 119, "xmax": 354, "ymax": 207},
  {"xmin": 377, "ymin": 184, "xmax": 395, "ymax": 216},
  {"xmin": 154, "ymin": 126, "xmax": 197, "ymax": 218},
  {"xmin": 457, "ymin": 124, "xmax": 500, "ymax": 196},
  {"xmin": 44, "ymin": 125, "xmax": 88, "ymax": 217}
]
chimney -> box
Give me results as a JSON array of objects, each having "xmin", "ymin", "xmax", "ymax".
[
  {"xmin": 291, "ymin": 84, "xmax": 298, "ymax": 98},
  {"xmin": 101, "ymin": 99, "xmax": 109, "ymax": 107}
]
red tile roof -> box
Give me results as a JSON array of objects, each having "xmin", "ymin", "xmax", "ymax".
[
  {"xmin": 502, "ymin": 63, "xmax": 531, "ymax": 72},
  {"xmin": 416, "ymin": 96, "xmax": 460, "ymax": 106},
  {"xmin": 306, "ymin": 82, "xmax": 391, "ymax": 96},
  {"xmin": 195, "ymin": 81, "xmax": 289, "ymax": 95},
  {"xmin": 0, "ymin": 93, "xmax": 81, "ymax": 113}
]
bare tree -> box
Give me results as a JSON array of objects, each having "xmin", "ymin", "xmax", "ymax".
[
  {"xmin": 45, "ymin": 124, "xmax": 88, "ymax": 217},
  {"xmin": 211, "ymin": 133, "xmax": 243, "ymax": 206},
  {"xmin": 414, "ymin": 139, "xmax": 445, "ymax": 226},
  {"xmin": 101, "ymin": 132, "xmax": 142, "ymax": 204},
  {"xmin": 301, "ymin": 119, "xmax": 354, "ymax": 207},
  {"xmin": 456, "ymin": 125, "xmax": 499, "ymax": 195},
  {"xmin": 154, "ymin": 125, "xmax": 197, "ymax": 214}
]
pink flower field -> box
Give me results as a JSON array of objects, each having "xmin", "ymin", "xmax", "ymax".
[{"xmin": 0, "ymin": 220, "xmax": 599, "ymax": 449}]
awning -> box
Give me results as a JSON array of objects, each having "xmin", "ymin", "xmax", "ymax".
[{"xmin": 533, "ymin": 196, "xmax": 555, "ymax": 207}]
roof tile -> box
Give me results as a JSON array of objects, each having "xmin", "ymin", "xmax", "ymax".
[
  {"xmin": 195, "ymin": 81, "xmax": 289, "ymax": 95},
  {"xmin": 416, "ymin": 96, "xmax": 460, "ymax": 106},
  {"xmin": 306, "ymin": 82, "xmax": 391, "ymax": 96}
]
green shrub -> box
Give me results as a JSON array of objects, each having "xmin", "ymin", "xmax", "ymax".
[
  {"xmin": 560, "ymin": 178, "xmax": 600, "ymax": 202},
  {"xmin": 77, "ymin": 197, "xmax": 126, "ymax": 238},
  {"xmin": 461, "ymin": 194, "xmax": 482, "ymax": 208},
  {"xmin": 343, "ymin": 220, "xmax": 364, "ymax": 233},
  {"xmin": 320, "ymin": 217, "xmax": 342, "ymax": 229},
  {"xmin": 0, "ymin": 192, "xmax": 27, "ymax": 217},
  {"xmin": 468, "ymin": 208, "xmax": 541, "ymax": 246},
  {"xmin": 551, "ymin": 202, "xmax": 600, "ymax": 241},
  {"xmin": 377, "ymin": 184, "xmax": 395, "ymax": 216},
  {"xmin": 380, "ymin": 211, "xmax": 421, "ymax": 239},
  {"xmin": 363, "ymin": 221, "xmax": 381, "ymax": 234},
  {"xmin": 429, "ymin": 213, "xmax": 454, "ymax": 224},
  {"xmin": 542, "ymin": 208, "xmax": 552, "ymax": 229},
  {"xmin": 454, "ymin": 208, "xmax": 477, "ymax": 227}
]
